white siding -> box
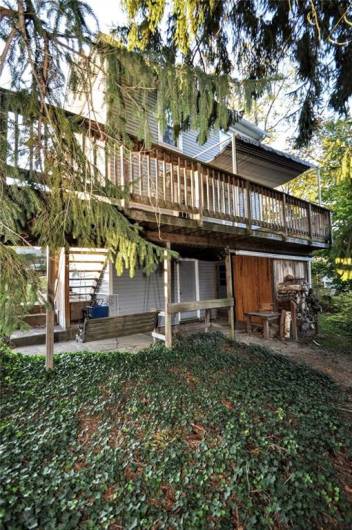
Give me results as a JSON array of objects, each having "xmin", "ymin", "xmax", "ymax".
[
  {"xmin": 111, "ymin": 265, "xmax": 164, "ymax": 315},
  {"xmin": 199, "ymin": 261, "xmax": 217, "ymax": 300},
  {"xmin": 199, "ymin": 261, "xmax": 217, "ymax": 318},
  {"xmin": 110, "ymin": 259, "xmax": 218, "ymax": 322},
  {"xmin": 181, "ymin": 129, "xmax": 221, "ymax": 162},
  {"xmin": 96, "ymin": 266, "xmax": 110, "ymax": 297}
]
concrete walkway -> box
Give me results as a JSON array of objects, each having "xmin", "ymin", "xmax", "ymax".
[
  {"xmin": 13, "ymin": 323, "xmax": 351, "ymax": 392},
  {"xmin": 13, "ymin": 333, "xmax": 154, "ymax": 355}
]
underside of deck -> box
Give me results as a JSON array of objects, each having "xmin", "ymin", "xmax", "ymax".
[{"xmin": 127, "ymin": 206, "xmax": 328, "ymax": 258}]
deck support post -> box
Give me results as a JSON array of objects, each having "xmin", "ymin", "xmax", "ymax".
[
  {"xmin": 225, "ymin": 251, "xmax": 235, "ymax": 340},
  {"xmin": 55, "ymin": 248, "xmax": 70, "ymax": 330},
  {"xmin": 64, "ymin": 248, "xmax": 70, "ymax": 329},
  {"xmin": 46, "ymin": 247, "xmax": 58, "ymax": 370},
  {"xmin": 164, "ymin": 242, "xmax": 172, "ymax": 348}
]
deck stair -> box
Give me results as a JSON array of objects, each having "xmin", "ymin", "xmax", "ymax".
[{"xmin": 69, "ymin": 248, "xmax": 109, "ymax": 304}]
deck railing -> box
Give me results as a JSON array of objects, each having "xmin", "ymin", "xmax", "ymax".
[
  {"xmin": 109, "ymin": 146, "xmax": 331, "ymax": 243},
  {"xmin": 1, "ymin": 88, "xmax": 331, "ymax": 244}
]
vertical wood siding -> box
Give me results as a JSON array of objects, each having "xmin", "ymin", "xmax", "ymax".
[{"xmin": 233, "ymin": 255, "xmax": 274, "ymax": 322}]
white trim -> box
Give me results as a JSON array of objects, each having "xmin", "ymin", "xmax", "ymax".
[
  {"xmin": 231, "ymin": 250, "xmax": 312, "ymax": 262},
  {"xmin": 157, "ymin": 122, "xmax": 183, "ymax": 152},
  {"xmin": 108, "ymin": 261, "xmax": 114, "ymax": 296},
  {"xmin": 152, "ymin": 331, "xmax": 166, "ymax": 342},
  {"xmin": 307, "ymin": 260, "xmax": 312, "ymax": 287},
  {"xmin": 176, "ymin": 261, "xmax": 181, "ymax": 324},
  {"xmin": 196, "ymin": 135, "xmax": 231, "ymax": 158}
]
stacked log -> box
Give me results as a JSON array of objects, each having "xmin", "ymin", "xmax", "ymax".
[{"xmin": 277, "ymin": 275, "xmax": 321, "ymax": 338}]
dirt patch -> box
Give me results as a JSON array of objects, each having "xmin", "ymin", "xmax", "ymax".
[
  {"xmin": 108, "ymin": 522, "xmax": 123, "ymax": 530},
  {"xmin": 237, "ymin": 332, "xmax": 352, "ymax": 391},
  {"xmin": 221, "ymin": 399, "xmax": 235, "ymax": 411},
  {"xmin": 103, "ymin": 485, "xmax": 117, "ymax": 502},
  {"xmin": 185, "ymin": 423, "xmax": 206, "ymax": 449},
  {"xmin": 149, "ymin": 484, "xmax": 175, "ymax": 512},
  {"xmin": 77, "ymin": 412, "xmax": 101, "ymax": 446},
  {"xmin": 124, "ymin": 463, "xmax": 144, "ymax": 481},
  {"xmin": 333, "ymin": 451, "xmax": 352, "ymax": 504},
  {"xmin": 169, "ymin": 367, "xmax": 199, "ymax": 388}
]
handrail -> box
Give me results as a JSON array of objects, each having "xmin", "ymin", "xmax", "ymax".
[{"xmin": 168, "ymin": 297, "xmax": 234, "ymax": 314}]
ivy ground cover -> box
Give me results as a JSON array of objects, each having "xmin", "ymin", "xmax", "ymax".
[{"xmin": 1, "ymin": 333, "xmax": 351, "ymax": 529}]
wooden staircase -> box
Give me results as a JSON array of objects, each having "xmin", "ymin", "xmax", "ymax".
[{"xmin": 69, "ymin": 248, "xmax": 109, "ymax": 304}]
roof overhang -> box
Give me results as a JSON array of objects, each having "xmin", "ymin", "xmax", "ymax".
[{"xmin": 210, "ymin": 134, "xmax": 315, "ymax": 188}]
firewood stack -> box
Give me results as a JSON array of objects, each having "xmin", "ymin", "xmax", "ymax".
[{"xmin": 277, "ymin": 274, "xmax": 321, "ymax": 339}]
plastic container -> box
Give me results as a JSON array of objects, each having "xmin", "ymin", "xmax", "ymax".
[{"xmin": 87, "ymin": 304, "xmax": 109, "ymax": 319}]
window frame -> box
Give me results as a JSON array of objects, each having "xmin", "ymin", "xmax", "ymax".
[{"xmin": 157, "ymin": 121, "xmax": 183, "ymax": 152}]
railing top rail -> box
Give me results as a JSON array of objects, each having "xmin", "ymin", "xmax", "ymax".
[{"xmin": 1, "ymin": 87, "xmax": 330, "ymax": 215}]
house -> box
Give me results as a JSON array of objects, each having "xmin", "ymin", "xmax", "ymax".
[{"xmin": 1, "ymin": 75, "xmax": 331, "ymax": 347}]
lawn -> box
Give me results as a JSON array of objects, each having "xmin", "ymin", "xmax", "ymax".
[
  {"xmin": 1, "ymin": 333, "xmax": 351, "ymax": 530},
  {"xmin": 317, "ymin": 312, "xmax": 352, "ymax": 356},
  {"xmin": 316, "ymin": 292, "xmax": 352, "ymax": 356}
]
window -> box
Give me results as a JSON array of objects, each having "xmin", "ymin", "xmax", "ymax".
[{"xmin": 159, "ymin": 110, "xmax": 182, "ymax": 150}]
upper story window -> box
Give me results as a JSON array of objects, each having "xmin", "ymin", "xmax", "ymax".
[{"xmin": 159, "ymin": 110, "xmax": 182, "ymax": 150}]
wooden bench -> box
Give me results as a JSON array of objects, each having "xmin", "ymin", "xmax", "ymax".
[
  {"xmin": 244, "ymin": 311, "xmax": 280, "ymax": 339},
  {"xmin": 77, "ymin": 311, "xmax": 159, "ymax": 343}
]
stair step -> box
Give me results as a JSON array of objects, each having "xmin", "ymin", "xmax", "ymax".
[
  {"xmin": 69, "ymin": 259, "xmax": 106, "ymax": 265},
  {"xmin": 70, "ymin": 285, "xmax": 95, "ymax": 290},
  {"xmin": 69, "ymin": 268, "xmax": 101, "ymax": 273},
  {"xmin": 70, "ymin": 294, "xmax": 91, "ymax": 303},
  {"xmin": 70, "ymin": 248, "xmax": 108, "ymax": 254},
  {"xmin": 69, "ymin": 276, "xmax": 101, "ymax": 281}
]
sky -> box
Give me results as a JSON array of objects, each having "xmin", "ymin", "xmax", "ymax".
[{"xmin": 87, "ymin": 0, "xmax": 127, "ymax": 33}]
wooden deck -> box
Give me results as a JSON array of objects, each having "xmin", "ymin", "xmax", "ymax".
[
  {"xmin": 1, "ymin": 88, "xmax": 331, "ymax": 250},
  {"xmin": 113, "ymin": 145, "xmax": 330, "ymax": 248}
]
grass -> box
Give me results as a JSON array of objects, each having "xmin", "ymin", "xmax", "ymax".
[
  {"xmin": 317, "ymin": 312, "xmax": 352, "ymax": 355},
  {"xmin": 1, "ymin": 333, "xmax": 352, "ymax": 530}
]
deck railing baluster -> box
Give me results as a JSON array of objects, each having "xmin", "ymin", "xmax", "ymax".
[
  {"xmin": 138, "ymin": 152, "xmax": 142, "ymax": 196},
  {"xmin": 205, "ymin": 168, "xmax": 210, "ymax": 212},
  {"xmin": 155, "ymin": 152, "xmax": 159, "ymax": 203},
  {"xmin": 183, "ymin": 163, "xmax": 187, "ymax": 208},
  {"xmin": 177, "ymin": 159, "xmax": 181, "ymax": 205},
  {"xmin": 162, "ymin": 155, "xmax": 166, "ymax": 201}
]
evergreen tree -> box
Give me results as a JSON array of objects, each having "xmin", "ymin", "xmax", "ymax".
[
  {"xmin": 0, "ymin": 1, "xmax": 167, "ymax": 334},
  {"xmin": 0, "ymin": 1, "xmax": 246, "ymax": 334},
  {"xmin": 121, "ymin": 0, "xmax": 352, "ymax": 147}
]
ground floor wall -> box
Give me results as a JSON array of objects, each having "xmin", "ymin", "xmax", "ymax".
[
  {"xmin": 232, "ymin": 251, "xmax": 310, "ymax": 324},
  {"xmin": 51, "ymin": 246, "xmax": 312, "ymax": 331},
  {"xmin": 109, "ymin": 259, "xmax": 218, "ymax": 322}
]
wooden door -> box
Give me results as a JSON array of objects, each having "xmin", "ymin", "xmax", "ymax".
[{"xmin": 232, "ymin": 255, "xmax": 274, "ymax": 322}]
